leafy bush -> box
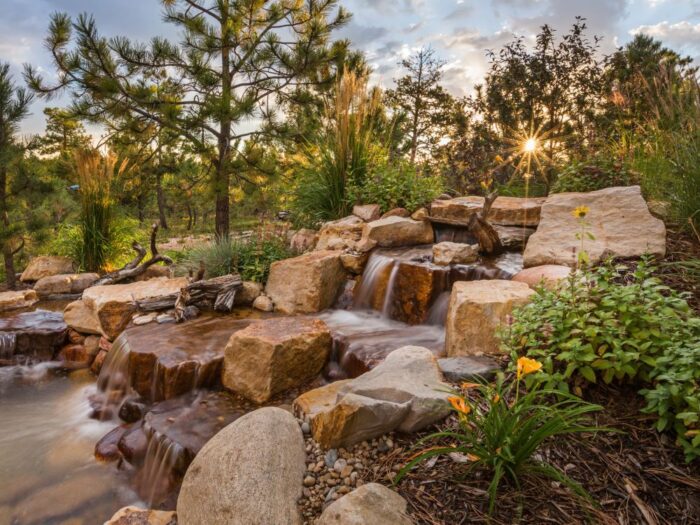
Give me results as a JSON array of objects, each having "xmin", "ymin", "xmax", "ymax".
[
  {"xmin": 396, "ymin": 358, "xmax": 605, "ymax": 513},
  {"xmin": 346, "ymin": 160, "xmax": 444, "ymax": 213},
  {"xmin": 501, "ymin": 258, "xmax": 700, "ymax": 460},
  {"xmin": 178, "ymin": 228, "xmax": 293, "ymax": 283},
  {"xmin": 551, "ymin": 156, "xmax": 638, "ymax": 194}
]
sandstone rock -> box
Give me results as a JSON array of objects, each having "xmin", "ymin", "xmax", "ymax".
[
  {"xmin": 234, "ymin": 281, "xmax": 263, "ymax": 306},
  {"xmin": 252, "ymin": 295, "xmax": 274, "ymax": 312},
  {"xmin": 352, "ymin": 204, "xmax": 381, "ymax": 222},
  {"xmin": 446, "ymin": 280, "xmax": 535, "ymax": 356},
  {"xmin": 127, "ymin": 315, "xmax": 253, "ymax": 401},
  {"xmin": 316, "ymin": 216, "xmax": 365, "ymax": 251},
  {"xmin": 380, "ymin": 207, "xmax": 410, "ymax": 219},
  {"xmin": 360, "ymin": 217, "xmax": 434, "ymax": 248},
  {"xmin": 432, "ymin": 242, "xmax": 479, "ymax": 266},
  {"xmin": 298, "ymin": 346, "xmax": 450, "ymax": 448},
  {"xmin": 340, "ymin": 251, "xmax": 370, "ymax": 274},
  {"xmin": 58, "ymin": 343, "xmax": 92, "ymax": 367},
  {"xmin": 82, "ymin": 277, "xmax": 189, "ymax": 339},
  {"xmin": 411, "ymin": 207, "xmax": 429, "ymax": 221},
  {"xmin": 91, "ymin": 349, "xmax": 108, "ymax": 375},
  {"xmin": 494, "ymin": 225, "xmax": 536, "ymax": 249},
  {"xmin": 34, "ymin": 273, "xmax": 99, "ymax": 297},
  {"xmin": 431, "ymin": 196, "xmax": 545, "ymax": 227},
  {"xmin": 177, "ymin": 407, "xmax": 305, "ymax": 525},
  {"xmin": 135, "ymin": 264, "xmax": 173, "ymax": 281},
  {"xmin": 523, "ymin": 186, "xmax": 666, "ymax": 267},
  {"xmin": 0, "ymin": 289, "xmax": 38, "ymax": 312},
  {"xmin": 438, "ymin": 356, "xmax": 500, "ymax": 383},
  {"xmin": 64, "ymin": 299, "xmax": 103, "ymax": 336},
  {"xmin": 104, "ymin": 506, "xmax": 177, "ymax": 525},
  {"xmin": 19, "ymin": 256, "xmax": 75, "ymax": 282},
  {"xmin": 512, "ymin": 265, "xmax": 571, "ymax": 290},
  {"xmin": 0, "ymin": 311, "xmax": 67, "ymax": 362},
  {"xmin": 294, "ymin": 379, "xmax": 352, "ymax": 419},
  {"xmin": 290, "ymin": 228, "xmax": 319, "ymax": 253},
  {"xmin": 317, "ymin": 483, "xmax": 413, "ymax": 525},
  {"xmin": 223, "ymin": 317, "xmax": 331, "ymax": 403},
  {"xmin": 266, "ymin": 251, "xmax": 346, "ymax": 314}
]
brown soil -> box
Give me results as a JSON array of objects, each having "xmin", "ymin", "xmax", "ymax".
[
  {"xmin": 365, "ymin": 384, "xmax": 700, "ymax": 525},
  {"xmin": 656, "ymin": 226, "xmax": 700, "ymax": 313}
]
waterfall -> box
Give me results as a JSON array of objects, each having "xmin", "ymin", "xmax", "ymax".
[
  {"xmin": 139, "ymin": 432, "xmax": 182, "ymax": 507},
  {"xmin": 426, "ymin": 292, "xmax": 450, "ymax": 326},
  {"xmin": 353, "ymin": 252, "xmax": 395, "ymax": 310},
  {"xmin": 380, "ymin": 263, "xmax": 400, "ymax": 318},
  {"xmin": 0, "ymin": 332, "xmax": 17, "ymax": 360},
  {"xmin": 92, "ymin": 332, "xmax": 132, "ymax": 420}
]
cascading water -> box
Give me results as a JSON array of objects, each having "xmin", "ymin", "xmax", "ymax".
[
  {"xmin": 93, "ymin": 332, "xmax": 132, "ymax": 420},
  {"xmin": 353, "ymin": 252, "xmax": 395, "ymax": 310},
  {"xmin": 0, "ymin": 332, "xmax": 17, "ymax": 361}
]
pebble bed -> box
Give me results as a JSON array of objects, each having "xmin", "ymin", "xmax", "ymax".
[{"xmin": 296, "ymin": 419, "xmax": 401, "ymax": 524}]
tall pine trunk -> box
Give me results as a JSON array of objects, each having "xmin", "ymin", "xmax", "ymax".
[
  {"xmin": 156, "ymin": 170, "xmax": 169, "ymax": 230},
  {"xmin": 0, "ymin": 165, "xmax": 16, "ymax": 289}
]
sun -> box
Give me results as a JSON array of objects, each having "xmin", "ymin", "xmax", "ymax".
[{"xmin": 523, "ymin": 137, "xmax": 537, "ymax": 153}]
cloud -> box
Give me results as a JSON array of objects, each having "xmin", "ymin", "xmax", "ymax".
[{"xmin": 630, "ymin": 20, "xmax": 700, "ymax": 47}]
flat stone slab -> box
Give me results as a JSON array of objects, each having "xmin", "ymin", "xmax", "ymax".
[
  {"xmin": 431, "ymin": 196, "xmax": 545, "ymax": 227},
  {"xmin": 124, "ymin": 314, "xmax": 256, "ymax": 401},
  {"xmin": 438, "ymin": 356, "xmax": 500, "ymax": 383},
  {"xmin": 20, "ymin": 256, "xmax": 75, "ymax": 282},
  {"xmin": 0, "ymin": 289, "xmax": 38, "ymax": 313},
  {"xmin": 523, "ymin": 186, "xmax": 666, "ymax": 267},
  {"xmin": 0, "ymin": 311, "xmax": 67, "ymax": 363}
]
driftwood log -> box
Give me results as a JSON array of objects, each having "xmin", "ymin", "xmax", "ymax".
[
  {"xmin": 137, "ymin": 274, "xmax": 243, "ymax": 319},
  {"xmin": 93, "ymin": 223, "xmax": 173, "ymax": 286},
  {"xmin": 467, "ymin": 191, "xmax": 504, "ymax": 255}
]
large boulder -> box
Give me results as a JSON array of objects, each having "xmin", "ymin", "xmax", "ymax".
[
  {"xmin": 316, "ymin": 216, "xmax": 365, "ymax": 251},
  {"xmin": 430, "ymin": 196, "xmax": 545, "ymax": 227},
  {"xmin": 19, "ymin": 256, "xmax": 75, "ymax": 282},
  {"xmin": 512, "ymin": 265, "xmax": 571, "ymax": 290},
  {"xmin": 223, "ymin": 317, "xmax": 331, "ymax": 403},
  {"xmin": 81, "ymin": 277, "xmax": 189, "ymax": 339},
  {"xmin": 523, "ymin": 186, "xmax": 666, "ymax": 267},
  {"xmin": 360, "ymin": 216, "xmax": 434, "ymax": 248},
  {"xmin": 177, "ymin": 407, "xmax": 306, "ymax": 525},
  {"xmin": 233, "ymin": 281, "xmax": 263, "ymax": 306},
  {"xmin": 63, "ymin": 299, "xmax": 103, "ymax": 336},
  {"xmin": 104, "ymin": 506, "xmax": 176, "ymax": 525},
  {"xmin": 432, "ymin": 241, "xmax": 479, "ymax": 266},
  {"xmin": 446, "ymin": 280, "xmax": 535, "ymax": 356},
  {"xmin": 0, "ymin": 289, "xmax": 38, "ymax": 312},
  {"xmin": 317, "ymin": 483, "xmax": 413, "ymax": 525},
  {"xmin": 34, "ymin": 273, "xmax": 99, "ymax": 297},
  {"xmin": 352, "ymin": 204, "xmax": 381, "ymax": 222},
  {"xmin": 295, "ymin": 346, "xmax": 450, "ymax": 449},
  {"xmin": 290, "ymin": 228, "xmax": 319, "ymax": 253},
  {"xmin": 265, "ymin": 251, "xmax": 346, "ymax": 314}
]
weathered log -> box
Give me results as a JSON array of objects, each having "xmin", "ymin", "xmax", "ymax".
[
  {"xmin": 136, "ymin": 274, "xmax": 242, "ymax": 315},
  {"xmin": 93, "ymin": 224, "xmax": 173, "ymax": 286}
]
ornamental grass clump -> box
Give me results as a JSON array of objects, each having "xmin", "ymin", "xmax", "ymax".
[
  {"xmin": 73, "ymin": 149, "xmax": 127, "ymax": 271},
  {"xmin": 396, "ymin": 357, "xmax": 607, "ymax": 514}
]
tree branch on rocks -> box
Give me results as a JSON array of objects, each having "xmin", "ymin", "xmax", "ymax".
[
  {"xmin": 468, "ymin": 191, "xmax": 504, "ymax": 255},
  {"xmin": 93, "ymin": 223, "xmax": 173, "ymax": 286}
]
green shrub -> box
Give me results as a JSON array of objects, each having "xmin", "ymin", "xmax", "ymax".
[
  {"xmin": 178, "ymin": 228, "xmax": 293, "ymax": 283},
  {"xmin": 501, "ymin": 258, "xmax": 700, "ymax": 461},
  {"xmin": 396, "ymin": 360, "xmax": 606, "ymax": 513},
  {"xmin": 551, "ymin": 156, "xmax": 638, "ymax": 194},
  {"xmin": 346, "ymin": 160, "xmax": 444, "ymax": 213}
]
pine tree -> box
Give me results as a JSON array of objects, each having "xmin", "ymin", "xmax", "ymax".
[
  {"xmin": 0, "ymin": 63, "xmax": 33, "ymax": 289},
  {"xmin": 385, "ymin": 47, "xmax": 455, "ymax": 163},
  {"xmin": 25, "ymin": 0, "xmax": 350, "ymax": 239}
]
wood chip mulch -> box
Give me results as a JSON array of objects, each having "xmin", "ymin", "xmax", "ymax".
[{"xmin": 364, "ymin": 385, "xmax": 700, "ymax": 525}]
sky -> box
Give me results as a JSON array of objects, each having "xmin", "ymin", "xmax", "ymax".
[{"xmin": 1, "ymin": 0, "xmax": 699, "ymax": 136}]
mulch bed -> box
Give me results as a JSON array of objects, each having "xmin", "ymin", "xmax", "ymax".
[{"xmin": 365, "ymin": 384, "xmax": 700, "ymax": 525}]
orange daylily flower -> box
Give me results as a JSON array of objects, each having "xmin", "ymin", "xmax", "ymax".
[
  {"xmin": 516, "ymin": 357, "xmax": 542, "ymax": 379},
  {"xmin": 448, "ymin": 396, "xmax": 471, "ymax": 415},
  {"xmin": 492, "ymin": 393, "xmax": 500, "ymax": 403},
  {"xmin": 461, "ymin": 382, "xmax": 481, "ymax": 390}
]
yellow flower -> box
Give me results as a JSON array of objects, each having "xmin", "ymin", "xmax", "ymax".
[
  {"xmin": 492, "ymin": 393, "xmax": 500, "ymax": 403},
  {"xmin": 448, "ymin": 396, "xmax": 471, "ymax": 415},
  {"xmin": 516, "ymin": 357, "xmax": 542, "ymax": 379},
  {"xmin": 571, "ymin": 205, "xmax": 590, "ymax": 219}
]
